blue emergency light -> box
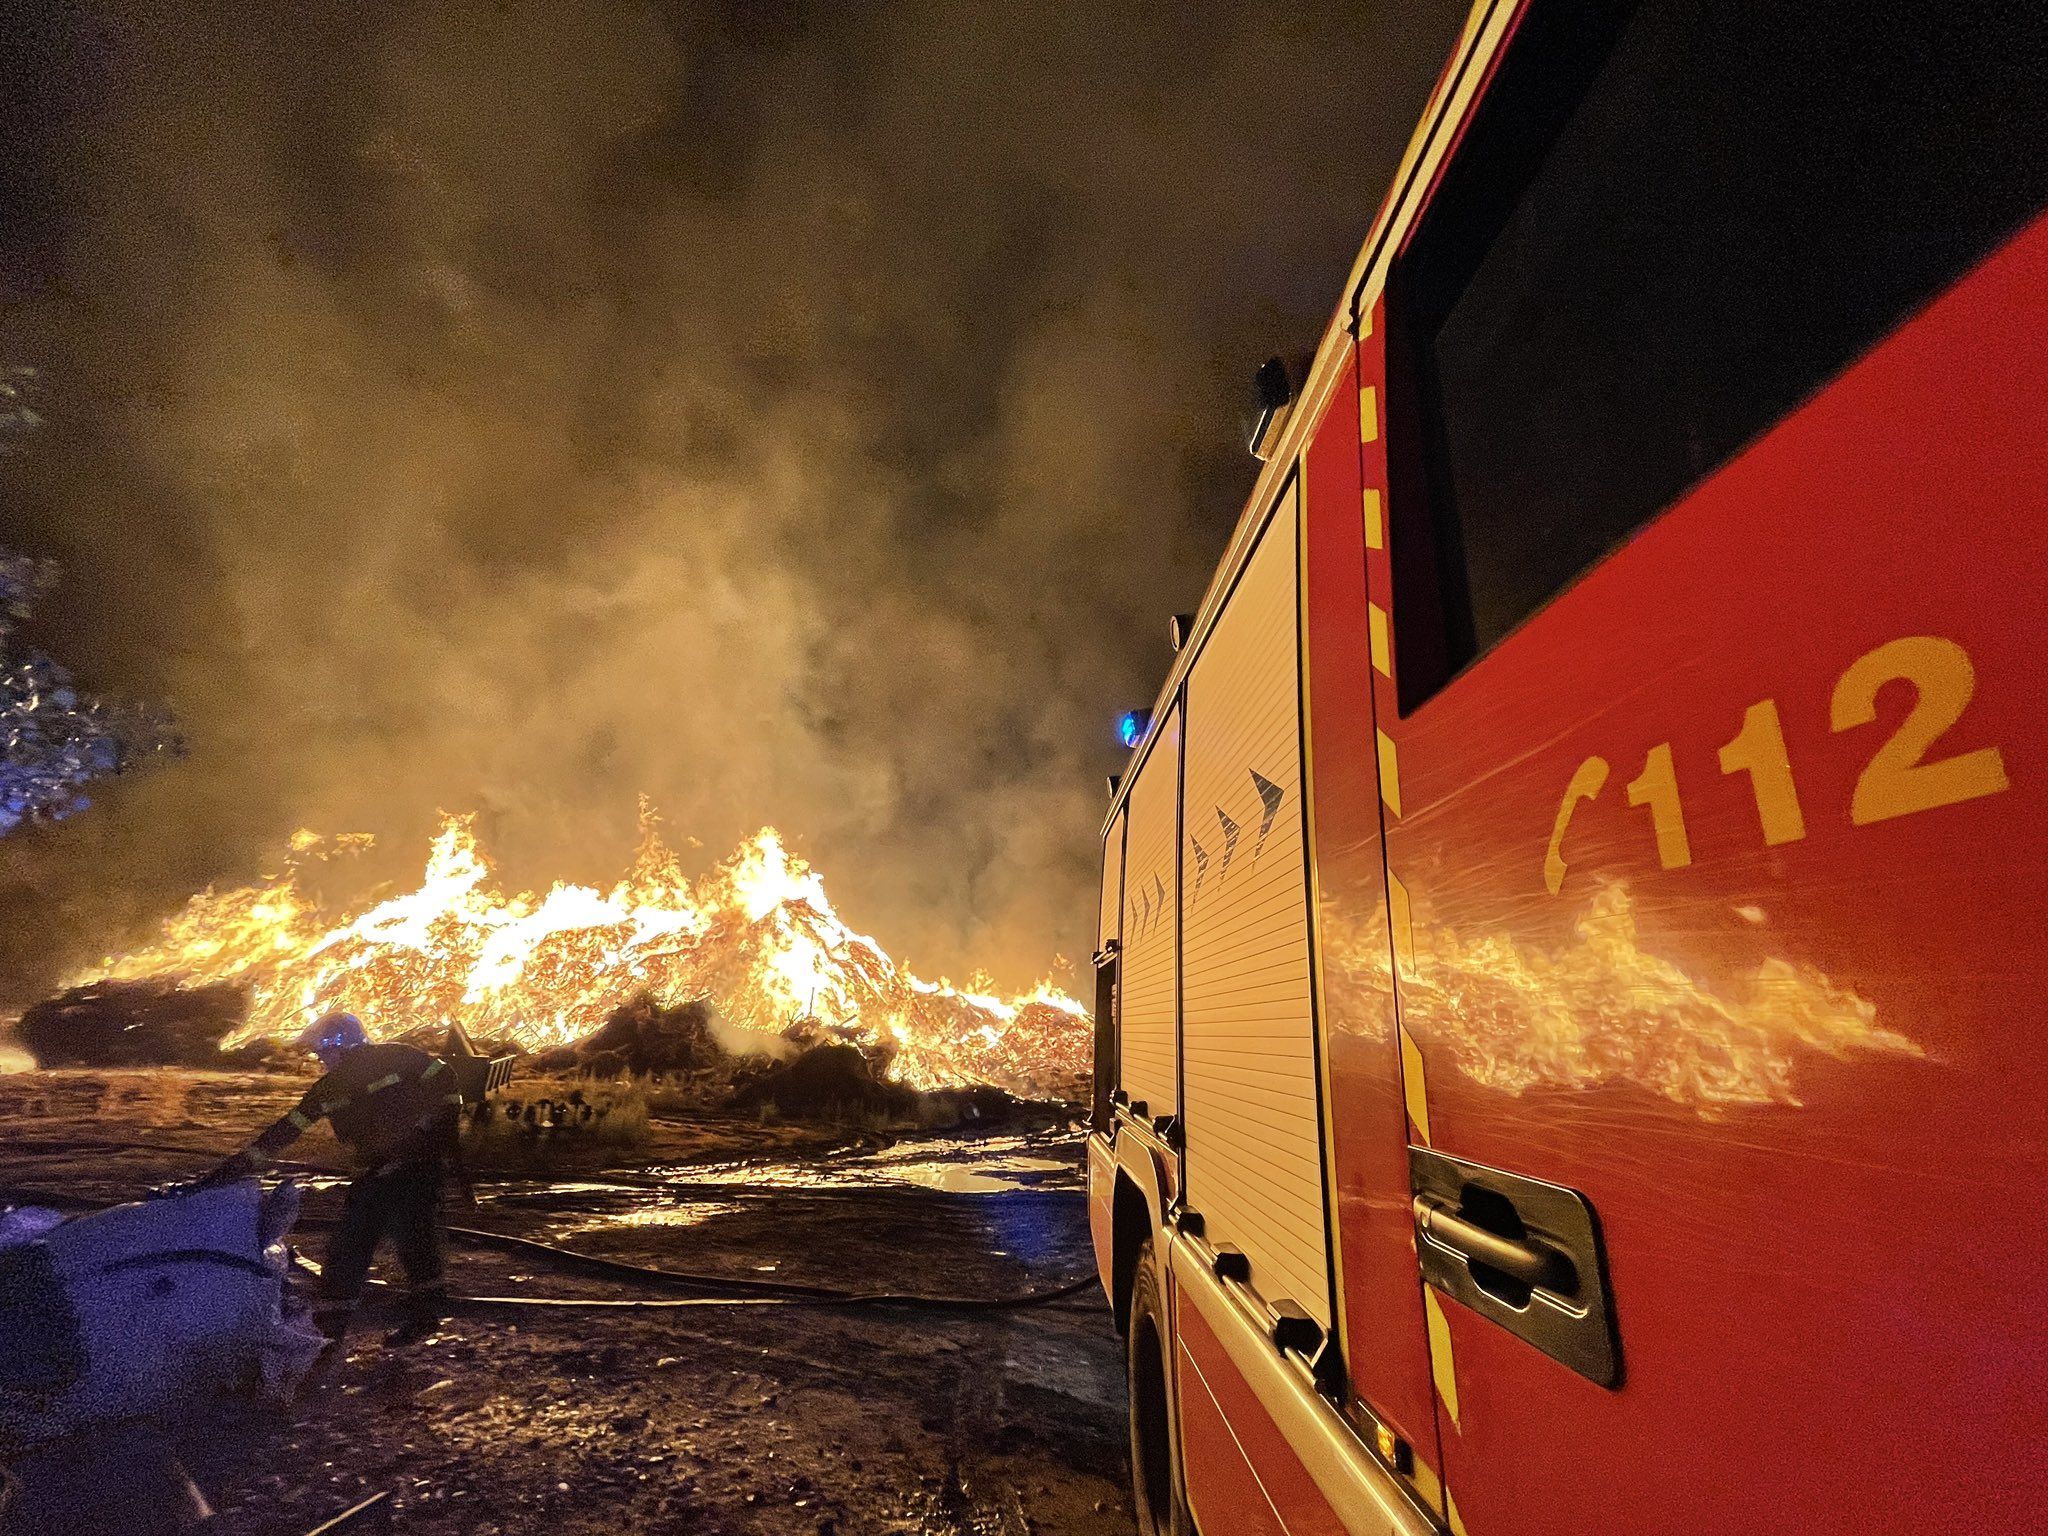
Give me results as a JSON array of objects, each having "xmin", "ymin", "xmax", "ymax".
[{"xmin": 1118, "ymin": 709, "xmax": 1151, "ymax": 749}]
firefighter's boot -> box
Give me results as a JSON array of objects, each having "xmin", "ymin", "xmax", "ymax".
[{"xmin": 383, "ymin": 1286, "xmax": 449, "ymax": 1348}]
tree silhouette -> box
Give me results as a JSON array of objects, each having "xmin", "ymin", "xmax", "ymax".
[{"xmin": 1, "ymin": 367, "xmax": 181, "ymax": 834}]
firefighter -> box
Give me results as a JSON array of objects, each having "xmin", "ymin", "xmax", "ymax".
[{"xmin": 209, "ymin": 1011, "xmax": 464, "ymax": 1345}]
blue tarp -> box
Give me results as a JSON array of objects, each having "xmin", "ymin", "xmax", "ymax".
[{"xmin": 0, "ymin": 1179, "xmax": 323, "ymax": 1451}]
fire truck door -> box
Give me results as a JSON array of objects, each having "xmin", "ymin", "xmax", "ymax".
[
  {"xmin": 1360, "ymin": 5, "xmax": 2048, "ymax": 1528},
  {"xmin": 1299, "ymin": 333, "xmax": 1448, "ymax": 1511}
]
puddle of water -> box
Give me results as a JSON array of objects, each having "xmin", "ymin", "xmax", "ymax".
[
  {"xmin": 583, "ymin": 1199, "xmax": 745, "ymax": 1230},
  {"xmin": 878, "ymin": 1157, "xmax": 1072, "ymax": 1194},
  {"xmin": 647, "ymin": 1131, "xmax": 1084, "ymax": 1197},
  {"xmin": 286, "ymin": 1132, "xmax": 1087, "ymax": 1239}
]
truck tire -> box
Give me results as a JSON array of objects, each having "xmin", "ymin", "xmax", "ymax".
[{"xmin": 1127, "ymin": 1238, "xmax": 1192, "ymax": 1536}]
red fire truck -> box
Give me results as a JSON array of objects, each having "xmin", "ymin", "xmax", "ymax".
[{"xmin": 1086, "ymin": 3, "xmax": 2047, "ymax": 1532}]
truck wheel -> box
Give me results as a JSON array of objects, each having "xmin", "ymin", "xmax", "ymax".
[{"xmin": 1127, "ymin": 1238, "xmax": 1191, "ymax": 1536}]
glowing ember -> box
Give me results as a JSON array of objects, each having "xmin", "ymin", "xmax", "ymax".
[{"xmin": 74, "ymin": 810, "xmax": 1089, "ymax": 1093}]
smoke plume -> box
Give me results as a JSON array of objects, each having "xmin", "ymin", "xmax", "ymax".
[{"xmin": 0, "ymin": 0, "xmax": 1465, "ymax": 1001}]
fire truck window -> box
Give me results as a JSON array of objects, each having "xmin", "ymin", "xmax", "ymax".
[{"xmin": 1387, "ymin": 0, "xmax": 2048, "ymax": 711}]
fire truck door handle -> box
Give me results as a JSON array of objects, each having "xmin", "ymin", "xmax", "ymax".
[
  {"xmin": 1413, "ymin": 1198, "xmax": 1576, "ymax": 1294},
  {"xmin": 1410, "ymin": 1146, "xmax": 1620, "ymax": 1387}
]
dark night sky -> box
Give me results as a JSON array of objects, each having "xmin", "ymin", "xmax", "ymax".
[{"xmin": 0, "ymin": 0, "xmax": 1469, "ymax": 999}]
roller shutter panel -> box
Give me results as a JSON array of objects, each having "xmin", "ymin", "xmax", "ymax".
[
  {"xmin": 1119, "ymin": 706, "xmax": 1181, "ymax": 1115},
  {"xmin": 1180, "ymin": 488, "xmax": 1328, "ymax": 1326}
]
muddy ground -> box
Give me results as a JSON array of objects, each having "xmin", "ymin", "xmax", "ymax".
[{"xmin": 0, "ymin": 1071, "xmax": 1135, "ymax": 1536}]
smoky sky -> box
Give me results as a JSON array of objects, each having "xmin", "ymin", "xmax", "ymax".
[{"xmin": 0, "ymin": 0, "xmax": 1466, "ymax": 1001}]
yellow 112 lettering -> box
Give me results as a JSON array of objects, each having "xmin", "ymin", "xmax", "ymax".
[{"xmin": 1543, "ymin": 635, "xmax": 2009, "ymax": 896}]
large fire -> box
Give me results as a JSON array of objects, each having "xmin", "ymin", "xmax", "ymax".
[{"xmin": 74, "ymin": 811, "xmax": 1090, "ymax": 1094}]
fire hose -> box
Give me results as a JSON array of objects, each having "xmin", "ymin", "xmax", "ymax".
[
  {"xmin": 0, "ymin": 1171, "xmax": 1102, "ymax": 1313},
  {"xmin": 285, "ymin": 1224, "xmax": 1098, "ymax": 1312}
]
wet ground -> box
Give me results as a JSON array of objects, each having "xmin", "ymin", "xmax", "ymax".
[{"xmin": 0, "ymin": 1072, "xmax": 1135, "ymax": 1536}]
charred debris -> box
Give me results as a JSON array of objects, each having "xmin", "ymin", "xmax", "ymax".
[{"xmin": 15, "ymin": 981, "xmax": 1077, "ymax": 1134}]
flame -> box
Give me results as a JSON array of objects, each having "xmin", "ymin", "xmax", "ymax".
[
  {"xmin": 90, "ymin": 812, "xmax": 1906, "ymax": 1112},
  {"xmin": 76, "ymin": 810, "xmax": 1089, "ymax": 1093},
  {"xmin": 1330, "ymin": 881, "xmax": 1923, "ymax": 1114}
]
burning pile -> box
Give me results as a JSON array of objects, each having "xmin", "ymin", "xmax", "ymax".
[{"xmin": 64, "ymin": 812, "xmax": 1089, "ymax": 1095}]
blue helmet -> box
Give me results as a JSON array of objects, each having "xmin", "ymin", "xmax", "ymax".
[{"xmin": 296, "ymin": 1011, "xmax": 367, "ymax": 1059}]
